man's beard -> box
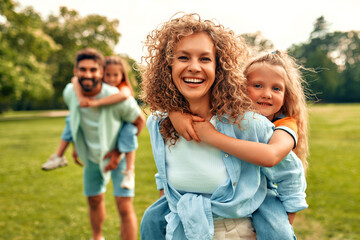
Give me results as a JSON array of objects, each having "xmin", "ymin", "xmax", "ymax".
[{"xmin": 78, "ymin": 77, "xmax": 101, "ymax": 92}]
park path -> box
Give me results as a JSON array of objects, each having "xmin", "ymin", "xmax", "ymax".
[{"xmin": 41, "ymin": 110, "xmax": 69, "ymax": 117}]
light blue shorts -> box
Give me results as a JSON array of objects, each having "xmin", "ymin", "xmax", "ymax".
[
  {"xmin": 61, "ymin": 115, "xmax": 73, "ymax": 142},
  {"xmin": 83, "ymin": 158, "xmax": 134, "ymax": 197},
  {"xmin": 61, "ymin": 116, "xmax": 137, "ymax": 153}
]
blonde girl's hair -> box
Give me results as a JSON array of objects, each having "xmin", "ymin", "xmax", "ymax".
[
  {"xmin": 244, "ymin": 50, "xmax": 309, "ymax": 171},
  {"xmin": 140, "ymin": 13, "xmax": 253, "ymax": 145},
  {"xmin": 105, "ymin": 56, "xmax": 134, "ymax": 96}
]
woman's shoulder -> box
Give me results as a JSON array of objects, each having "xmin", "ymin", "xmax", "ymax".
[
  {"xmin": 218, "ymin": 111, "xmax": 272, "ymax": 127},
  {"xmin": 147, "ymin": 112, "xmax": 167, "ymax": 126},
  {"xmin": 241, "ymin": 111, "xmax": 273, "ymax": 127},
  {"xmin": 229, "ymin": 111, "xmax": 274, "ymax": 143}
]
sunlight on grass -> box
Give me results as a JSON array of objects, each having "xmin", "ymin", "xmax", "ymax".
[{"xmin": 1, "ymin": 104, "xmax": 359, "ymax": 239}]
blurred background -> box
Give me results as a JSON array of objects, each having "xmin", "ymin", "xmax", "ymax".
[
  {"xmin": 1, "ymin": 0, "xmax": 360, "ymax": 112},
  {"xmin": 1, "ymin": 0, "xmax": 359, "ymax": 239}
]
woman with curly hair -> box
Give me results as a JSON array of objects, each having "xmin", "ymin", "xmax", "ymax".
[{"xmin": 140, "ymin": 13, "xmax": 306, "ymax": 240}]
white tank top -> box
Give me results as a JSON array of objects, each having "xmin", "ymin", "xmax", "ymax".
[{"xmin": 166, "ymin": 116, "xmax": 228, "ymax": 194}]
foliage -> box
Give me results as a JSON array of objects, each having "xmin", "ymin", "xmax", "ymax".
[
  {"xmin": 1, "ymin": 104, "xmax": 359, "ymax": 239},
  {"xmin": 2, "ymin": 1, "xmax": 360, "ymax": 113},
  {"xmin": 0, "ymin": 0, "xmax": 55, "ymax": 112},
  {"xmin": 122, "ymin": 55, "xmax": 143, "ymax": 102},
  {"xmin": 241, "ymin": 31, "xmax": 274, "ymax": 56},
  {"xmin": 42, "ymin": 6, "xmax": 121, "ymax": 108},
  {"xmin": 289, "ymin": 16, "xmax": 360, "ymax": 102}
]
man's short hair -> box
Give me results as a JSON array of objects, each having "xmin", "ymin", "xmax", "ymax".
[{"xmin": 75, "ymin": 48, "xmax": 105, "ymax": 68}]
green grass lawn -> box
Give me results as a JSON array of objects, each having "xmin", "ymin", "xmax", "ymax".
[{"xmin": 0, "ymin": 104, "xmax": 359, "ymax": 239}]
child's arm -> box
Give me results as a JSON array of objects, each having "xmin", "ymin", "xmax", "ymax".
[
  {"xmin": 193, "ymin": 120, "xmax": 294, "ymax": 167},
  {"xmin": 71, "ymin": 76, "xmax": 91, "ymax": 107},
  {"xmin": 170, "ymin": 112, "xmax": 294, "ymax": 167},
  {"xmin": 168, "ymin": 111, "xmax": 205, "ymax": 142},
  {"xmin": 87, "ymin": 86, "xmax": 131, "ymax": 107}
]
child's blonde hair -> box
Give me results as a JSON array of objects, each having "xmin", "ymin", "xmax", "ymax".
[
  {"xmin": 244, "ymin": 50, "xmax": 309, "ymax": 171},
  {"xmin": 141, "ymin": 13, "xmax": 252, "ymax": 144},
  {"xmin": 105, "ymin": 56, "xmax": 134, "ymax": 96}
]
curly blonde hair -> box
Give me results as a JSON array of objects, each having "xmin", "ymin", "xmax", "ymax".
[
  {"xmin": 244, "ymin": 50, "xmax": 309, "ymax": 171},
  {"xmin": 140, "ymin": 13, "xmax": 253, "ymax": 144}
]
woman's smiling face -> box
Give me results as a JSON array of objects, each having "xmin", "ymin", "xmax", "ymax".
[{"xmin": 171, "ymin": 32, "xmax": 216, "ymax": 105}]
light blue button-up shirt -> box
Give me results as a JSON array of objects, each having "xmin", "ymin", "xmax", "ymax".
[{"xmin": 147, "ymin": 111, "xmax": 307, "ymax": 240}]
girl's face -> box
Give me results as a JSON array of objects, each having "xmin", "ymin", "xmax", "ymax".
[
  {"xmin": 247, "ymin": 63, "xmax": 286, "ymax": 121},
  {"xmin": 171, "ymin": 32, "xmax": 216, "ymax": 105},
  {"xmin": 103, "ymin": 64, "xmax": 123, "ymax": 87}
]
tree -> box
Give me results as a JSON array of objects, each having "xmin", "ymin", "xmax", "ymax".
[
  {"xmin": 0, "ymin": 0, "xmax": 55, "ymax": 112},
  {"xmin": 241, "ymin": 31, "xmax": 274, "ymax": 56},
  {"xmin": 288, "ymin": 16, "xmax": 360, "ymax": 102},
  {"xmin": 42, "ymin": 7, "xmax": 121, "ymax": 107},
  {"xmin": 336, "ymin": 31, "xmax": 360, "ymax": 102},
  {"xmin": 122, "ymin": 55, "xmax": 142, "ymax": 99}
]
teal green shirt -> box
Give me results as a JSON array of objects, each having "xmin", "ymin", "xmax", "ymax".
[{"xmin": 63, "ymin": 83, "xmax": 141, "ymax": 182}]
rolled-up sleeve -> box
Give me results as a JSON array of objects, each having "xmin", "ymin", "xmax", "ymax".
[{"xmin": 261, "ymin": 153, "xmax": 308, "ymax": 213}]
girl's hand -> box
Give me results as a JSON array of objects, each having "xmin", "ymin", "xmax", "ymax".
[
  {"xmin": 87, "ymin": 99, "xmax": 100, "ymax": 108},
  {"xmin": 71, "ymin": 76, "xmax": 78, "ymax": 84},
  {"xmin": 78, "ymin": 97, "xmax": 90, "ymax": 107},
  {"xmin": 168, "ymin": 111, "xmax": 204, "ymax": 142},
  {"xmin": 193, "ymin": 121, "xmax": 218, "ymax": 143}
]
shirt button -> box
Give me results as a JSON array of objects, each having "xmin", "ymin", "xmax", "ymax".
[
  {"xmin": 218, "ymin": 127, "xmax": 221, "ymax": 131},
  {"xmin": 225, "ymin": 154, "xmax": 229, "ymax": 157},
  {"xmin": 233, "ymin": 182, "xmax": 237, "ymax": 186}
]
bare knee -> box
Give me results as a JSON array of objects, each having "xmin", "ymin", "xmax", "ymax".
[
  {"xmin": 88, "ymin": 194, "xmax": 104, "ymax": 210},
  {"xmin": 115, "ymin": 197, "xmax": 135, "ymax": 217}
]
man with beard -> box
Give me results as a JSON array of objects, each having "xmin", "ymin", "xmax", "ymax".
[{"xmin": 63, "ymin": 48, "xmax": 145, "ymax": 240}]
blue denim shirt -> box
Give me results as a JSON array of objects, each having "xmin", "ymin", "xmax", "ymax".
[{"xmin": 147, "ymin": 111, "xmax": 307, "ymax": 240}]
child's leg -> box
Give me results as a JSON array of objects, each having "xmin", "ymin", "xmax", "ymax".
[
  {"xmin": 121, "ymin": 151, "xmax": 135, "ymax": 189},
  {"xmin": 125, "ymin": 151, "xmax": 135, "ymax": 172},
  {"xmin": 117, "ymin": 123, "xmax": 138, "ymax": 189},
  {"xmin": 140, "ymin": 195, "xmax": 170, "ymax": 240},
  {"xmin": 56, "ymin": 114, "xmax": 73, "ymax": 157},
  {"xmin": 42, "ymin": 116, "xmax": 72, "ymax": 170},
  {"xmin": 252, "ymin": 189, "xmax": 296, "ymax": 240},
  {"xmin": 117, "ymin": 123, "xmax": 138, "ymax": 153},
  {"xmin": 56, "ymin": 140, "xmax": 70, "ymax": 157}
]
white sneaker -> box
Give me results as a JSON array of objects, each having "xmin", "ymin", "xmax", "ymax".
[
  {"xmin": 121, "ymin": 170, "xmax": 135, "ymax": 189},
  {"xmin": 42, "ymin": 154, "xmax": 68, "ymax": 170}
]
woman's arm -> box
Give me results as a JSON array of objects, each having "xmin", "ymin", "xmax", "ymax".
[{"xmin": 193, "ymin": 121, "xmax": 294, "ymax": 167}]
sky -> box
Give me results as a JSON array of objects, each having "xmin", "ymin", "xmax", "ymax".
[{"xmin": 16, "ymin": 0, "xmax": 360, "ymax": 62}]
